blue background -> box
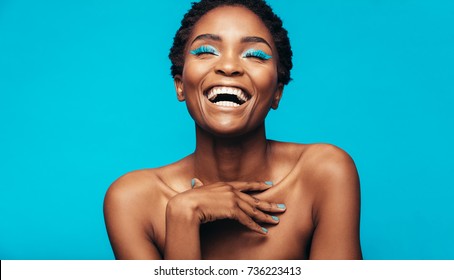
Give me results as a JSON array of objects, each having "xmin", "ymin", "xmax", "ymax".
[{"xmin": 1, "ymin": 0, "xmax": 453, "ymax": 260}]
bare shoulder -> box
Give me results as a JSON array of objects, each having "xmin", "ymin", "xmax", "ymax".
[
  {"xmin": 268, "ymin": 141, "xmax": 360, "ymax": 205},
  {"xmin": 105, "ymin": 169, "xmax": 164, "ymax": 209},
  {"xmin": 103, "ymin": 167, "xmax": 182, "ymax": 259},
  {"xmin": 103, "ymin": 169, "xmax": 171, "ymax": 237},
  {"xmin": 269, "ymin": 141, "xmax": 358, "ymax": 185},
  {"xmin": 268, "ymin": 141, "xmax": 361, "ymax": 257},
  {"xmin": 294, "ymin": 143, "xmax": 361, "ymax": 259},
  {"xmin": 104, "ymin": 155, "xmax": 193, "ymax": 209},
  {"xmin": 299, "ymin": 143, "xmax": 360, "ymax": 212},
  {"xmin": 302, "ymin": 143, "xmax": 359, "ymax": 183}
]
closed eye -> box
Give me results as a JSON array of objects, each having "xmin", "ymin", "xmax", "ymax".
[
  {"xmin": 190, "ymin": 45, "xmax": 220, "ymax": 56},
  {"xmin": 242, "ymin": 49, "xmax": 272, "ymax": 60}
]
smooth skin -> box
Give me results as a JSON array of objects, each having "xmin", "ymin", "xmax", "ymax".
[{"xmin": 104, "ymin": 6, "xmax": 362, "ymax": 260}]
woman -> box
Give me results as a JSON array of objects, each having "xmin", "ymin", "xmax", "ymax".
[{"xmin": 104, "ymin": 0, "xmax": 362, "ymax": 260}]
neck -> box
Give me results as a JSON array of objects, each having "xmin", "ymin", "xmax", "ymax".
[{"xmin": 193, "ymin": 124, "xmax": 271, "ymax": 184}]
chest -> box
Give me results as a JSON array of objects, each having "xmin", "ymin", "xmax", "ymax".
[
  {"xmin": 199, "ymin": 208, "xmax": 313, "ymax": 259},
  {"xmin": 153, "ymin": 180, "xmax": 315, "ymax": 259}
]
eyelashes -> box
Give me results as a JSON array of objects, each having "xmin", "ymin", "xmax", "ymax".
[
  {"xmin": 242, "ymin": 49, "xmax": 272, "ymax": 60},
  {"xmin": 190, "ymin": 45, "xmax": 220, "ymax": 56},
  {"xmin": 190, "ymin": 45, "xmax": 272, "ymax": 61}
]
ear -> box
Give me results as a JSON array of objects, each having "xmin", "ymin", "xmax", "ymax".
[
  {"xmin": 174, "ymin": 75, "xmax": 185, "ymax": 101},
  {"xmin": 271, "ymin": 83, "xmax": 284, "ymax": 110}
]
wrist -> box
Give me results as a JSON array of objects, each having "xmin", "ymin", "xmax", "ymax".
[
  {"xmin": 164, "ymin": 194, "xmax": 202, "ymax": 260},
  {"xmin": 166, "ymin": 194, "xmax": 200, "ymax": 225}
]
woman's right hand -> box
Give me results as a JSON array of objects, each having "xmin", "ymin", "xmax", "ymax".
[{"xmin": 166, "ymin": 178, "xmax": 286, "ymax": 234}]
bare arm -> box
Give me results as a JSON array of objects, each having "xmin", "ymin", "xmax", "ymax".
[
  {"xmin": 104, "ymin": 174, "xmax": 285, "ymax": 260},
  {"xmin": 103, "ymin": 173, "xmax": 162, "ymax": 259},
  {"xmin": 309, "ymin": 146, "xmax": 362, "ymax": 259}
]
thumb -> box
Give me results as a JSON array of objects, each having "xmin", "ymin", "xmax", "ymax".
[{"xmin": 191, "ymin": 178, "xmax": 204, "ymax": 189}]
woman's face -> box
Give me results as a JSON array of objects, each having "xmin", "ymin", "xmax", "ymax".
[{"xmin": 174, "ymin": 5, "xmax": 283, "ymax": 137}]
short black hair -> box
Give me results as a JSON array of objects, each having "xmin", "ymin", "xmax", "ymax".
[{"xmin": 169, "ymin": 0, "xmax": 293, "ymax": 85}]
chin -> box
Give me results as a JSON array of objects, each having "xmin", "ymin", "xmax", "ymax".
[
  {"xmin": 198, "ymin": 118, "xmax": 264, "ymax": 139},
  {"xmin": 202, "ymin": 124, "xmax": 249, "ymax": 138}
]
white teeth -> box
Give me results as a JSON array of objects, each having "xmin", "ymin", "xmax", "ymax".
[
  {"xmin": 214, "ymin": 101, "xmax": 240, "ymax": 107},
  {"xmin": 207, "ymin": 86, "xmax": 248, "ymax": 103},
  {"xmin": 207, "ymin": 90, "xmax": 216, "ymax": 100}
]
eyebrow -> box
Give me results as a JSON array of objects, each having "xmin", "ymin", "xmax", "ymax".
[
  {"xmin": 191, "ymin": 34, "xmax": 221, "ymax": 45},
  {"xmin": 241, "ymin": 36, "xmax": 272, "ymax": 50},
  {"xmin": 190, "ymin": 33, "xmax": 272, "ymax": 50}
]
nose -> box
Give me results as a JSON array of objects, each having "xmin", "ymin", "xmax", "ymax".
[{"xmin": 214, "ymin": 53, "xmax": 244, "ymax": 77}]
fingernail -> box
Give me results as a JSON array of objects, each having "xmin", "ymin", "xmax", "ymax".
[
  {"xmin": 271, "ymin": 216, "xmax": 279, "ymax": 221},
  {"xmin": 191, "ymin": 178, "xmax": 195, "ymax": 188},
  {"xmin": 265, "ymin": 181, "xmax": 273, "ymax": 186},
  {"xmin": 277, "ymin": 203, "xmax": 286, "ymax": 209},
  {"xmin": 261, "ymin": 227, "xmax": 268, "ymax": 233}
]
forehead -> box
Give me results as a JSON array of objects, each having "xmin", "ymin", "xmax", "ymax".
[{"xmin": 189, "ymin": 5, "xmax": 273, "ymax": 45}]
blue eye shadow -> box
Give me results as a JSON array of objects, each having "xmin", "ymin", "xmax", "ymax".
[
  {"xmin": 190, "ymin": 45, "xmax": 219, "ymax": 56},
  {"xmin": 242, "ymin": 49, "xmax": 272, "ymax": 60}
]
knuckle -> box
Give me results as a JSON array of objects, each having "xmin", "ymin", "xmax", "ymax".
[
  {"xmin": 246, "ymin": 216, "xmax": 254, "ymax": 226},
  {"xmin": 227, "ymin": 197, "xmax": 238, "ymax": 209},
  {"xmin": 257, "ymin": 201, "xmax": 267, "ymax": 210},
  {"xmin": 266, "ymin": 202, "xmax": 273, "ymax": 211},
  {"xmin": 264, "ymin": 213, "xmax": 271, "ymax": 220},
  {"xmin": 251, "ymin": 206, "xmax": 258, "ymax": 214},
  {"xmin": 227, "ymin": 191, "xmax": 236, "ymax": 201}
]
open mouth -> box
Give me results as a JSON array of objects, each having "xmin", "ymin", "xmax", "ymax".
[{"xmin": 205, "ymin": 86, "xmax": 250, "ymax": 107}]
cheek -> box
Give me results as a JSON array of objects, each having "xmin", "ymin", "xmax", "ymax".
[
  {"xmin": 248, "ymin": 65, "xmax": 279, "ymax": 91},
  {"xmin": 181, "ymin": 60, "xmax": 210, "ymax": 119},
  {"xmin": 182, "ymin": 60, "xmax": 211, "ymax": 90}
]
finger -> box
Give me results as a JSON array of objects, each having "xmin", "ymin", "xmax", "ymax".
[
  {"xmin": 234, "ymin": 191, "xmax": 287, "ymax": 214},
  {"xmin": 256, "ymin": 201, "xmax": 287, "ymax": 213},
  {"xmin": 236, "ymin": 198, "xmax": 281, "ymax": 225},
  {"xmin": 234, "ymin": 209, "xmax": 269, "ymax": 235},
  {"xmin": 227, "ymin": 181, "xmax": 274, "ymax": 192},
  {"xmin": 238, "ymin": 199, "xmax": 279, "ymax": 225},
  {"xmin": 191, "ymin": 178, "xmax": 204, "ymax": 189}
]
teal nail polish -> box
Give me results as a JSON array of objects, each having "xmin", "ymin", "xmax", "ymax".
[
  {"xmin": 271, "ymin": 216, "xmax": 279, "ymax": 221},
  {"xmin": 191, "ymin": 178, "xmax": 195, "ymax": 188},
  {"xmin": 265, "ymin": 181, "xmax": 273, "ymax": 186},
  {"xmin": 277, "ymin": 204, "xmax": 286, "ymax": 209},
  {"xmin": 261, "ymin": 227, "xmax": 268, "ymax": 233}
]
